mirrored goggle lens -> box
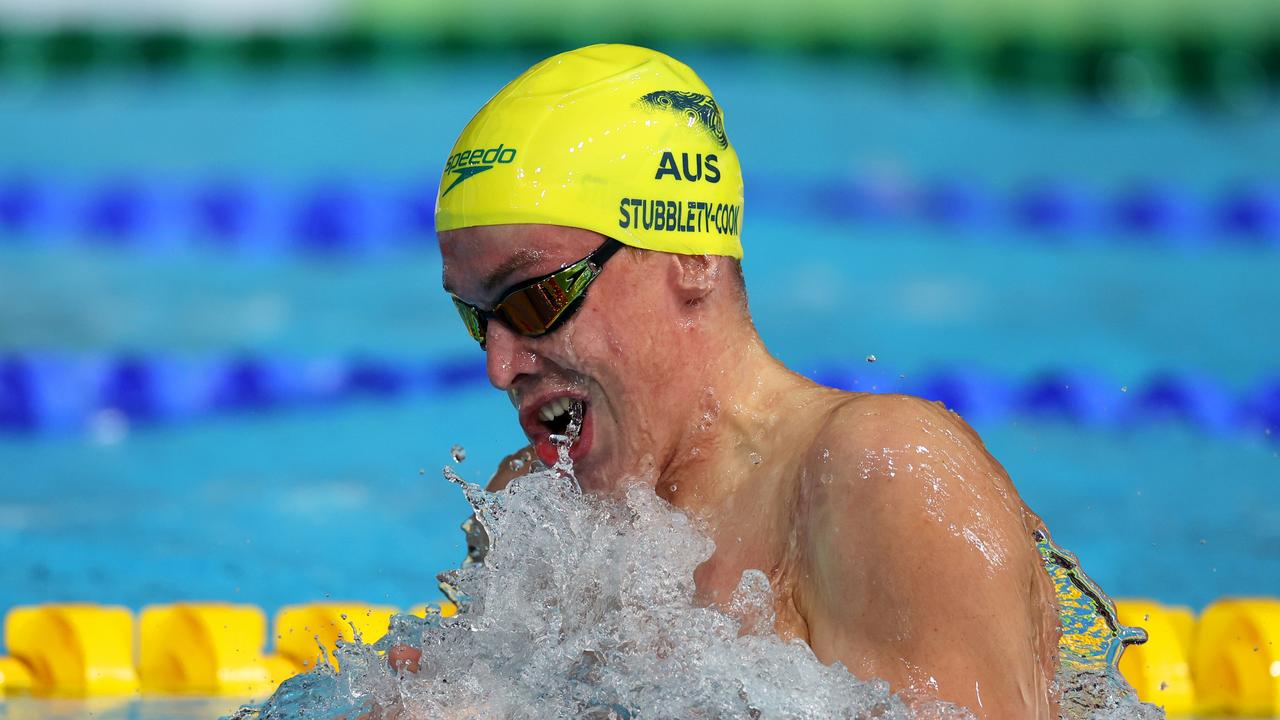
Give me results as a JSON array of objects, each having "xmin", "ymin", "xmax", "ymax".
[
  {"xmin": 495, "ymin": 278, "xmax": 577, "ymax": 336},
  {"xmin": 452, "ymin": 297, "xmax": 486, "ymax": 344}
]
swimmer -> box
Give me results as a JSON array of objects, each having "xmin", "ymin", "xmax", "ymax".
[{"xmin": 422, "ymin": 44, "xmax": 1075, "ymax": 718}]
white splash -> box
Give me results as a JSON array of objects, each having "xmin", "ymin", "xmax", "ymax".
[
  {"xmin": 1055, "ymin": 667, "xmax": 1165, "ymax": 720},
  {"xmin": 235, "ymin": 463, "xmax": 966, "ymax": 719},
  {"xmin": 233, "ymin": 436, "xmax": 1161, "ymax": 720}
]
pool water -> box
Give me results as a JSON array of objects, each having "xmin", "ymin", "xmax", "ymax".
[
  {"xmin": 1, "ymin": 50, "xmax": 1277, "ymax": 629},
  {"xmin": 0, "ymin": 696, "xmax": 249, "ymax": 719}
]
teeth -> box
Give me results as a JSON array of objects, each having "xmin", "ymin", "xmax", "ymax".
[{"xmin": 537, "ymin": 397, "xmax": 578, "ymax": 423}]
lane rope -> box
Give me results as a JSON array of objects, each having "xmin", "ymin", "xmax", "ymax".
[
  {"xmin": 1, "ymin": 353, "xmax": 1275, "ymax": 441},
  {"xmin": 1, "ymin": 176, "xmax": 1278, "ymax": 254}
]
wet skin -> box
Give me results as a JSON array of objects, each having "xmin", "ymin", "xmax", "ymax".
[{"xmin": 433, "ymin": 223, "xmax": 1061, "ymax": 719}]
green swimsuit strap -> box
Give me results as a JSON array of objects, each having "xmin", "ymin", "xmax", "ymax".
[{"xmin": 1036, "ymin": 528, "xmax": 1147, "ymax": 672}]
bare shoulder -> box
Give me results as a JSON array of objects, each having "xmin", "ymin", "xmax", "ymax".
[
  {"xmin": 803, "ymin": 389, "xmax": 1024, "ymax": 525},
  {"xmin": 799, "ymin": 390, "xmax": 1045, "ymax": 597},
  {"xmin": 812, "ymin": 392, "xmax": 986, "ymax": 468},
  {"xmin": 796, "ymin": 392, "xmax": 1058, "ymax": 716}
]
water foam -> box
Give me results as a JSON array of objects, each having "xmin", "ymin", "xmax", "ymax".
[
  {"xmin": 1054, "ymin": 668, "xmax": 1165, "ymax": 720},
  {"xmin": 232, "ymin": 438, "xmax": 1162, "ymax": 719}
]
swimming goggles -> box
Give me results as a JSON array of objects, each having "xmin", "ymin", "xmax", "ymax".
[{"xmin": 450, "ymin": 238, "xmax": 623, "ymax": 349}]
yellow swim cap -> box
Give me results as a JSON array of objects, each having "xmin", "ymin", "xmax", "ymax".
[{"xmin": 435, "ymin": 44, "xmax": 744, "ymax": 259}]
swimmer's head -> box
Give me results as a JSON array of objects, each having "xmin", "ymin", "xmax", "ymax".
[
  {"xmin": 438, "ymin": 46, "xmax": 754, "ymax": 491},
  {"xmin": 434, "ymin": 43, "xmax": 744, "ymax": 258}
]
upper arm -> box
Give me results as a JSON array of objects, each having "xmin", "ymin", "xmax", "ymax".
[{"xmin": 798, "ymin": 395, "xmax": 1055, "ymax": 718}]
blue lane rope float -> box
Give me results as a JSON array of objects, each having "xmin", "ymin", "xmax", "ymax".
[
  {"xmin": 0, "ymin": 177, "xmax": 441, "ymax": 255},
  {"xmin": 0, "ymin": 353, "xmax": 1275, "ymax": 441},
  {"xmin": 0, "ymin": 354, "xmax": 490, "ymax": 433},
  {"xmin": 813, "ymin": 365, "xmax": 1272, "ymax": 437},
  {"xmin": 1, "ymin": 176, "xmax": 1279, "ymax": 254}
]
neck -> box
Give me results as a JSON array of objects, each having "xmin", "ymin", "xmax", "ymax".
[{"xmin": 655, "ymin": 325, "xmax": 814, "ymax": 513}]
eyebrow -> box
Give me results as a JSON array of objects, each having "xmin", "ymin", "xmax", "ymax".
[
  {"xmin": 482, "ymin": 249, "xmax": 545, "ymax": 294},
  {"xmin": 444, "ymin": 248, "xmax": 547, "ymax": 302}
]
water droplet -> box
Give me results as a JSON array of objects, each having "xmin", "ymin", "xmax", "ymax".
[
  {"xmin": 749, "ymin": 452, "xmax": 762, "ymax": 465},
  {"xmin": 509, "ymin": 457, "xmax": 526, "ymax": 472},
  {"xmin": 865, "ymin": 354, "xmax": 877, "ymax": 363},
  {"xmin": 1120, "ymin": 385, "xmax": 1128, "ymax": 393},
  {"xmin": 451, "ymin": 444, "xmax": 467, "ymax": 463}
]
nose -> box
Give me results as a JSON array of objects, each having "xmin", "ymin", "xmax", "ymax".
[{"xmin": 484, "ymin": 321, "xmax": 539, "ymax": 391}]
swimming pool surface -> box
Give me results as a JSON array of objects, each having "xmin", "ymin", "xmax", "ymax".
[
  {"xmin": 1, "ymin": 696, "xmax": 249, "ymax": 719},
  {"xmin": 1, "ymin": 51, "xmax": 1277, "ymax": 627}
]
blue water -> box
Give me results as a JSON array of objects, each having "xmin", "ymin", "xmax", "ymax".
[{"xmin": 1, "ymin": 51, "xmax": 1278, "ymax": 627}]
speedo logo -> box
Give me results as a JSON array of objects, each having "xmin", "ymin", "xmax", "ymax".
[{"xmin": 442, "ymin": 143, "xmax": 517, "ymax": 196}]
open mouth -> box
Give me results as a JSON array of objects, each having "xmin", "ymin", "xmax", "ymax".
[
  {"xmin": 537, "ymin": 396, "xmax": 581, "ymax": 438},
  {"xmin": 524, "ymin": 396, "xmax": 593, "ymax": 468}
]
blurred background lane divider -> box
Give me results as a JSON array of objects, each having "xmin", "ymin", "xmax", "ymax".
[
  {"xmin": 0, "ymin": 598, "xmax": 1275, "ymax": 714},
  {"xmin": 2, "ymin": 176, "xmax": 1278, "ymax": 251},
  {"xmin": 0, "ymin": 2, "xmax": 1278, "ymax": 112},
  {"xmin": 140, "ymin": 603, "xmax": 283, "ymax": 695},
  {"xmin": 0, "ymin": 601, "xmax": 457, "ymax": 696},
  {"xmin": 3, "ymin": 604, "xmax": 139, "ymax": 695},
  {"xmin": 0, "ymin": 353, "xmax": 1275, "ymax": 443}
]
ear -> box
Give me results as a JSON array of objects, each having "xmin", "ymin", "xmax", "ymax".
[{"xmin": 668, "ymin": 254, "xmax": 717, "ymax": 305}]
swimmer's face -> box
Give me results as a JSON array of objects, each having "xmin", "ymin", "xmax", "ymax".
[{"xmin": 440, "ymin": 224, "xmax": 693, "ymax": 493}]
